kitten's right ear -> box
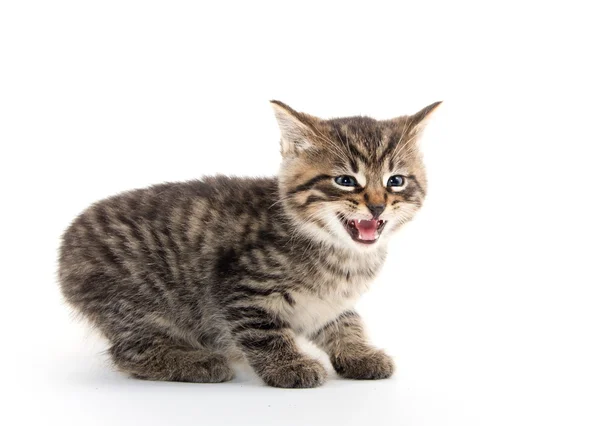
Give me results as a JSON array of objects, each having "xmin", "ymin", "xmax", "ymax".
[
  {"xmin": 270, "ymin": 100, "xmax": 319, "ymax": 156},
  {"xmin": 406, "ymin": 101, "xmax": 443, "ymax": 136}
]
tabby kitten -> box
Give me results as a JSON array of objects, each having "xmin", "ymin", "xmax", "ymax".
[{"xmin": 58, "ymin": 100, "xmax": 441, "ymax": 388}]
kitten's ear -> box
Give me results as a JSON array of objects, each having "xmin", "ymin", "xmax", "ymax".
[
  {"xmin": 406, "ymin": 101, "xmax": 443, "ymax": 136},
  {"xmin": 270, "ymin": 100, "xmax": 320, "ymax": 156}
]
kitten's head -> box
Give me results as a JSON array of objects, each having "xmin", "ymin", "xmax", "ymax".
[{"xmin": 272, "ymin": 100, "xmax": 441, "ymax": 251}]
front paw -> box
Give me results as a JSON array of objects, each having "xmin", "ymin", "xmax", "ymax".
[
  {"xmin": 333, "ymin": 349, "xmax": 395, "ymax": 380},
  {"xmin": 260, "ymin": 358, "xmax": 327, "ymax": 388}
]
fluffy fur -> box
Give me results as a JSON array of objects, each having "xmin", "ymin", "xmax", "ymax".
[{"xmin": 58, "ymin": 100, "xmax": 440, "ymax": 387}]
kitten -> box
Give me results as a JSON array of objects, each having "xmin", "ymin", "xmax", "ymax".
[{"xmin": 58, "ymin": 100, "xmax": 441, "ymax": 388}]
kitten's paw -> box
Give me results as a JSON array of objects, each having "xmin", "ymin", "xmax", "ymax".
[
  {"xmin": 333, "ymin": 350, "xmax": 395, "ymax": 380},
  {"xmin": 189, "ymin": 354, "xmax": 235, "ymax": 383},
  {"xmin": 261, "ymin": 358, "xmax": 327, "ymax": 388}
]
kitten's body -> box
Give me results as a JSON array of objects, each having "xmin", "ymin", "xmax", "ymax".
[{"xmin": 58, "ymin": 101, "xmax": 440, "ymax": 387}]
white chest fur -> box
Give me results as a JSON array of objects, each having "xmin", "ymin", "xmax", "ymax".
[
  {"xmin": 286, "ymin": 285, "xmax": 363, "ymax": 335},
  {"xmin": 286, "ymin": 250, "xmax": 385, "ymax": 335}
]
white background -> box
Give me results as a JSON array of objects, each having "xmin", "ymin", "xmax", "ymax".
[{"xmin": 1, "ymin": 1, "xmax": 599, "ymax": 425}]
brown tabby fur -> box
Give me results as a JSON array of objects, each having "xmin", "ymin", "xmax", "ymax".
[{"xmin": 58, "ymin": 100, "xmax": 441, "ymax": 388}]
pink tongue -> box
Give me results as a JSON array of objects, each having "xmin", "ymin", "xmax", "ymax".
[{"xmin": 355, "ymin": 219, "xmax": 378, "ymax": 240}]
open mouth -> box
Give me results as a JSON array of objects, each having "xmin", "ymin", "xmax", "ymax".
[{"xmin": 339, "ymin": 216, "xmax": 387, "ymax": 244}]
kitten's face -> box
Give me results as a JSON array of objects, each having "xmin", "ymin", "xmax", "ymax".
[{"xmin": 273, "ymin": 101, "xmax": 440, "ymax": 251}]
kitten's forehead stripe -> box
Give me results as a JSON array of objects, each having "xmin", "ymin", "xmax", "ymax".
[
  {"xmin": 327, "ymin": 119, "xmax": 414, "ymax": 171},
  {"xmin": 377, "ymin": 130, "xmax": 404, "ymax": 164},
  {"xmin": 344, "ymin": 140, "xmax": 370, "ymax": 165}
]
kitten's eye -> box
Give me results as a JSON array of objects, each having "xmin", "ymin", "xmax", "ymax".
[
  {"xmin": 334, "ymin": 175, "xmax": 358, "ymax": 187},
  {"xmin": 387, "ymin": 175, "xmax": 406, "ymax": 187}
]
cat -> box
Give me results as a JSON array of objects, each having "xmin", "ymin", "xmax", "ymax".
[{"xmin": 58, "ymin": 100, "xmax": 441, "ymax": 388}]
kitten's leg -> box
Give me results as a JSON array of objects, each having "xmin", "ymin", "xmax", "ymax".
[
  {"xmin": 109, "ymin": 334, "xmax": 234, "ymax": 383},
  {"xmin": 310, "ymin": 311, "xmax": 395, "ymax": 380},
  {"xmin": 227, "ymin": 305, "xmax": 326, "ymax": 388}
]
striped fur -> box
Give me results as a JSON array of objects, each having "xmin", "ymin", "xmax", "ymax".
[{"xmin": 58, "ymin": 100, "xmax": 440, "ymax": 387}]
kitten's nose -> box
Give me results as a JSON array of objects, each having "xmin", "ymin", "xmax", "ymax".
[{"xmin": 367, "ymin": 204, "xmax": 386, "ymax": 219}]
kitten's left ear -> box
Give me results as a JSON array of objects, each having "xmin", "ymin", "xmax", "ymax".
[
  {"xmin": 270, "ymin": 100, "xmax": 320, "ymax": 156},
  {"xmin": 407, "ymin": 101, "xmax": 443, "ymax": 136}
]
